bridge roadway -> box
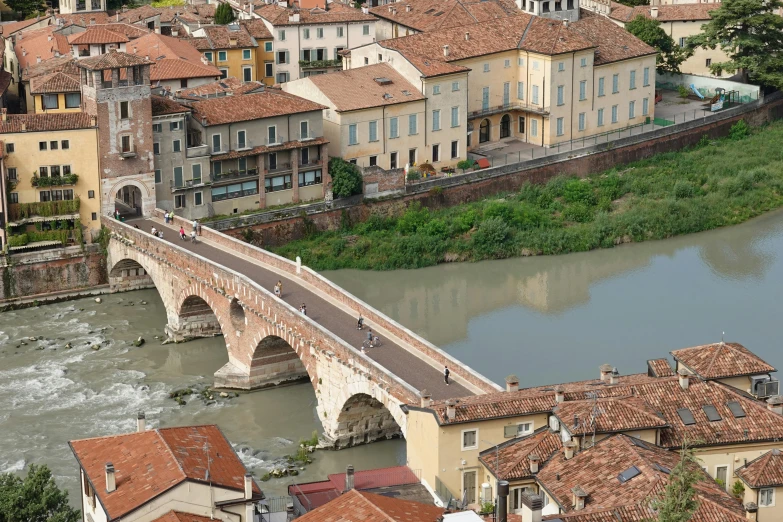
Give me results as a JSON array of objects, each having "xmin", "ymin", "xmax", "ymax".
[{"xmin": 134, "ymin": 217, "xmax": 472, "ymax": 401}]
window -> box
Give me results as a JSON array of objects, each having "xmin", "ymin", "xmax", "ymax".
[
  {"xmin": 50, "ymin": 165, "xmax": 60, "ymax": 177},
  {"xmin": 368, "ymin": 155, "xmax": 377, "ymax": 167},
  {"xmin": 300, "ymin": 120, "xmax": 309, "ymax": 140},
  {"xmin": 349, "ymin": 124, "xmax": 358, "ymax": 145},
  {"xmin": 5, "ymin": 143, "xmax": 13, "ymax": 153},
  {"xmin": 213, "ymin": 161, "xmax": 222, "ymax": 175},
  {"xmin": 195, "ymin": 192, "xmax": 203, "ymax": 206},
  {"xmin": 219, "ymin": 68, "xmax": 228, "ymax": 79},
  {"xmin": 715, "ymin": 466, "xmax": 728, "ymax": 488},
  {"xmin": 451, "ymin": 107, "xmax": 459, "ymax": 127},
  {"xmin": 42, "ymin": 94, "xmax": 59, "ymax": 109},
  {"xmin": 218, "ymin": 51, "xmax": 227, "ymax": 62},
  {"xmin": 531, "ymin": 119, "xmax": 538, "ymax": 137},
  {"xmin": 192, "ymin": 164, "xmax": 202, "ymax": 184},
  {"xmin": 40, "ymin": 191, "xmax": 51, "ymax": 202},
  {"xmin": 706, "ymin": 58, "xmax": 712, "ymax": 67},
  {"xmin": 629, "ymin": 100, "xmax": 635, "ymax": 119},
  {"xmin": 598, "ymin": 77, "xmax": 605, "ymax": 97},
  {"xmin": 50, "ymin": 140, "xmax": 58, "ymax": 150},
  {"xmin": 630, "ymin": 70, "xmax": 636, "ymax": 90},
  {"xmin": 91, "ymin": 212, "xmax": 97, "ymax": 220},
  {"xmin": 532, "ymin": 60, "xmax": 539, "ymax": 71},
  {"xmin": 390, "ymin": 117, "xmax": 399, "ymax": 138},
  {"xmin": 557, "ymin": 85, "xmax": 564, "ymax": 106},
  {"xmin": 597, "ymin": 108, "xmax": 604, "ymax": 126},
  {"xmin": 578, "ymin": 80, "xmax": 587, "ymax": 101},
  {"xmin": 280, "ymin": 29, "xmax": 286, "ymax": 41},
  {"xmin": 390, "ymin": 151, "xmax": 398, "ymax": 169},
  {"xmin": 153, "ymin": 123, "xmax": 162, "ymax": 133},
  {"xmin": 611, "ymin": 105, "xmax": 618, "ymax": 123},
  {"xmin": 154, "ymin": 170, "xmax": 161, "ymax": 184},
  {"xmin": 451, "ymin": 140, "xmax": 458, "ymax": 159},
  {"xmin": 578, "ymin": 112, "xmax": 586, "ymax": 131},
  {"xmin": 121, "ymin": 135, "xmax": 132, "ymax": 153},
  {"xmin": 204, "ymin": 51, "xmax": 213, "ymax": 62},
  {"xmin": 317, "ymin": 27, "xmax": 324, "ymax": 38},
  {"xmin": 238, "ymin": 130, "xmax": 247, "ymax": 149},
  {"xmin": 39, "ymin": 141, "xmax": 47, "ymax": 151},
  {"xmin": 504, "ymin": 59, "xmax": 510, "ymax": 68},
  {"xmin": 65, "ymin": 92, "xmax": 81, "ymax": 108},
  {"xmin": 173, "ymin": 140, "xmax": 181, "ymax": 153},
  {"xmin": 432, "ymin": 110, "xmax": 440, "ymax": 131},
  {"xmin": 120, "ymin": 101, "xmax": 129, "ymax": 119},
  {"xmin": 556, "ymin": 117, "xmax": 564, "ymax": 136},
  {"xmin": 167, "ymin": 119, "xmax": 180, "ymax": 132},
  {"xmin": 643, "ymin": 98, "xmax": 649, "ymax": 116},
  {"xmin": 760, "ymin": 488, "xmax": 774, "ymax": 507},
  {"xmin": 154, "ymin": 142, "xmax": 160, "ymax": 155},
  {"xmin": 408, "ymin": 114, "xmax": 417, "ymax": 135},
  {"xmin": 298, "ymin": 170, "xmax": 323, "ymax": 186},
  {"xmin": 612, "ymin": 74, "xmax": 619, "ymax": 94},
  {"xmin": 265, "ymin": 41, "xmax": 273, "ymax": 52},
  {"xmin": 9, "ymin": 192, "xmax": 17, "ymax": 204},
  {"xmin": 452, "ymin": 81, "xmax": 459, "ymax": 91},
  {"xmin": 643, "ymin": 67, "xmax": 650, "ymax": 86},
  {"xmin": 482, "ymin": 87, "xmax": 489, "ymax": 110},
  {"xmin": 268, "ymin": 126, "xmax": 277, "ymax": 144},
  {"xmin": 277, "ymin": 72, "xmax": 289, "ymax": 83},
  {"xmin": 364, "ymin": 57, "xmax": 369, "ymax": 65},
  {"xmin": 433, "ymin": 84, "xmax": 441, "ymax": 95},
  {"xmin": 173, "ymin": 166, "xmax": 183, "ymax": 187},
  {"xmin": 265, "ymin": 62, "xmax": 273, "ymax": 77},
  {"xmin": 679, "ymin": 37, "xmax": 686, "ymax": 47},
  {"xmin": 558, "ymin": 61, "xmax": 564, "ymax": 72},
  {"xmin": 429, "ymin": 144, "xmax": 438, "ymax": 163},
  {"xmin": 63, "ymin": 165, "xmax": 71, "ymax": 176},
  {"xmin": 7, "ymin": 168, "xmax": 16, "ymax": 181},
  {"xmin": 532, "ymin": 85, "xmax": 539, "ymax": 104},
  {"xmin": 369, "ymin": 120, "xmax": 378, "ymax": 142},
  {"xmin": 519, "ymin": 57, "xmax": 525, "ymax": 66},
  {"xmin": 580, "ymin": 57, "xmax": 587, "ymax": 67},
  {"xmin": 175, "ymin": 194, "xmax": 186, "ymax": 208},
  {"xmin": 303, "ymin": 28, "xmax": 311, "ymax": 39},
  {"xmin": 408, "ymin": 148, "xmax": 416, "ymax": 166},
  {"xmin": 518, "ymin": 116, "xmax": 525, "ymax": 133},
  {"xmin": 461, "ymin": 429, "xmax": 478, "ymax": 450},
  {"xmin": 39, "ymin": 166, "xmax": 49, "ymax": 177},
  {"xmin": 277, "ymin": 51, "xmax": 288, "ymax": 64},
  {"xmin": 362, "ymin": 24, "xmax": 370, "ymax": 36},
  {"xmin": 503, "ymin": 82, "xmax": 510, "ymax": 106},
  {"xmin": 483, "ymin": 63, "xmax": 490, "ymax": 73},
  {"xmin": 212, "ymin": 134, "xmax": 222, "ymax": 152},
  {"xmin": 336, "ymin": 26, "xmax": 344, "ymax": 37},
  {"xmin": 264, "ymin": 175, "xmax": 292, "ymax": 193}
]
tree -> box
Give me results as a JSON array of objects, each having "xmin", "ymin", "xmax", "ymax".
[
  {"xmin": 5, "ymin": 0, "xmax": 44, "ymax": 19},
  {"xmin": 214, "ymin": 3, "xmax": 236, "ymax": 25},
  {"xmin": 687, "ymin": 0, "xmax": 783, "ymax": 88},
  {"xmin": 626, "ymin": 15, "xmax": 690, "ymax": 74},
  {"xmin": 328, "ymin": 157, "xmax": 363, "ymax": 198},
  {"xmin": 0, "ymin": 464, "xmax": 80, "ymax": 522},
  {"xmin": 651, "ymin": 440, "xmax": 702, "ymax": 522}
]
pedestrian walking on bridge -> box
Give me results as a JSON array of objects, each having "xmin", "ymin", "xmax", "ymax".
[{"xmin": 444, "ymin": 366, "xmax": 450, "ymax": 386}]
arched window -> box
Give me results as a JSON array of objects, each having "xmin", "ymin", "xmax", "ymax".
[
  {"xmin": 479, "ymin": 119, "xmax": 490, "ymax": 143},
  {"xmin": 500, "ymin": 114, "xmax": 511, "ymax": 139}
]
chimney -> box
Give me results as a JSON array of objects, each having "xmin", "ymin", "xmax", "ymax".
[
  {"xmin": 497, "ymin": 480, "xmax": 509, "ymax": 522},
  {"xmin": 105, "ymin": 463, "xmax": 116, "ymax": 493},
  {"xmin": 405, "ymin": 3, "xmax": 411, "ymax": 11},
  {"xmin": 745, "ymin": 502, "xmax": 758, "ymax": 522},
  {"xmin": 21, "ymin": 121, "xmax": 26, "ymax": 131},
  {"xmin": 116, "ymin": 12, "xmax": 119, "ymax": 21},
  {"xmin": 609, "ymin": 373, "xmax": 619, "ymax": 385},
  {"xmin": 599, "ymin": 364, "xmax": 613, "ymax": 382},
  {"xmin": 244, "ymin": 473, "xmax": 253, "ymax": 499},
  {"xmin": 388, "ymin": 5, "xmax": 393, "ymax": 11},
  {"xmin": 442, "ymin": 44, "xmax": 449, "ymax": 57},
  {"xmin": 678, "ymin": 368, "xmax": 690, "ymax": 391},
  {"xmin": 90, "ymin": 16, "xmax": 95, "ymax": 25},
  {"xmin": 362, "ymin": 5, "xmax": 368, "ymax": 13},
  {"xmin": 563, "ymin": 440, "xmax": 577, "ymax": 460},
  {"xmin": 230, "ymin": 36, "xmax": 238, "ymax": 46},
  {"xmin": 155, "ymin": 27, "xmax": 161, "ymax": 34},
  {"xmin": 445, "ymin": 399, "xmax": 456, "ymax": 421},
  {"xmin": 465, "ymin": 31, "xmax": 470, "ymax": 40},
  {"xmin": 520, "ymin": 493, "xmax": 543, "ymax": 522},
  {"xmin": 391, "ymin": 7, "xmax": 397, "ymax": 14},
  {"xmin": 766, "ymin": 395, "xmax": 783, "ymax": 415},
  {"xmin": 22, "ymin": 49, "xmax": 27, "ymax": 57},
  {"xmin": 506, "ymin": 375, "xmax": 519, "ymax": 393},
  {"xmin": 90, "ymin": 116, "xmax": 97, "ymax": 126},
  {"xmin": 420, "ymin": 390, "xmax": 432, "ymax": 408},
  {"xmin": 36, "ymin": 55, "xmax": 42, "ymax": 63},
  {"xmin": 136, "ymin": 412, "xmax": 146, "ymax": 432},
  {"xmin": 650, "ymin": 6, "xmax": 659, "ymax": 17},
  {"xmin": 528, "ymin": 453, "xmax": 540, "ymax": 474},
  {"xmin": 48, "ymin": 35, "xmax": 52, "ymax": 41},
  {"xmin": 172, "ymin": 27, "xmax": 179, "ymax": 36},
  {"xmin": 571, "ymin": 486, "xmax": 587, "ymax": 510},
  {"xmin": 1, "ymin": 108, "xmax": 6, "ymax": 121},
  {"xmin": 344, "ymin": 465, "xmax": 355, "ymax": 491},
  {"xmin": 554, "ymin": 385, "xmax": 565, "ymax": 403},
  {"xmin": 562, "ymin": 18, "xmax": 568, "ymax": 27}
]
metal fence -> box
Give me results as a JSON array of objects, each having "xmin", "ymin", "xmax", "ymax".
[{"xmin": 435, "ymin": 475, "xmax": 460, "ymax": 510}]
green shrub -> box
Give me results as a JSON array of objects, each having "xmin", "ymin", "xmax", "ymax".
[
  {"xmin": 406, "ymin": 170, "xmax": 421, "ymax": 182},
  {"xmin": 563, "ymin": 202, "xmax": 594, "ymax": 223},
  {"xmin": 597, "ymin": 196, "xmax": 613, "ymax": 213},
  {"xmin": 330, "ymin": 158, "xmax": 363, "ymax": 198},
  {"xmin": 396, "ymin": 204, "xmax": 430, "ymax": 234},
  {"xmin": 423, "ymin": 219, "xmax": 447, "ymax": 236},
  {"xmin": 457, "ymin": 159, "xmax": 476, "ymax": 172},
  {"xmin": 674, "ymin": 181, "xmax": 695, "ymax": 199},
  {"xmin": 562, "ymin": 178, "xmax": 596, "ymax": 206},
  {"xmin": 454, "ymin": 209, "xmax": 480, "ymax": 233},
  {"xmin": 483, "ymin": 201, "xmax": 514, "ymax": 223},
  {"xmin": 472, "ymin": 217, "xmax": 511, "ymax": 256},
  {"xmin": 729, "ymin": 120, "xmax": 750, "ymax": 140},
  {"xmin": 678, "ymin": 85, "xmax": 690, "ymax": 98}
]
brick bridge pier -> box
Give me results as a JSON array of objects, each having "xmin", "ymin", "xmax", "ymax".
[{"xmin": 105, "ymin": 217, "xmax": 500, "ymax": 447}]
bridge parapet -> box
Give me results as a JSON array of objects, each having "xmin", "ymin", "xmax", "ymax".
[{"xmin": 155, "ymin": 209, "xmax": 503, "ymax": 395}]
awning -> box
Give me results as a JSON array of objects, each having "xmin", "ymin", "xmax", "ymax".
[
  {"xmin": 7, "ymin": 213, "xmax": 79, "ymax": 227},
  {"xmin": 8, "ymin": 240, "xmax": 63, "ymax": 251}
]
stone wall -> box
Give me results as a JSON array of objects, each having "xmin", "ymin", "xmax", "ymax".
[
  {"xmin": 0, "ymin": 245, "xmax": 107, "ymax": 301},
  {"xmin": 362, "ymin": 166, "xmax": 406, "ymax": 196}
]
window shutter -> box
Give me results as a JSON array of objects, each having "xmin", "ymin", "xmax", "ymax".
[{"xmin": 504, "ymin": 425, "xmax": 517, "ymax": 438}]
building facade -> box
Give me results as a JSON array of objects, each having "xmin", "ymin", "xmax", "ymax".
[{"xmin": 189, "ymin": 23, "xmax": 259, "ymax": 82}]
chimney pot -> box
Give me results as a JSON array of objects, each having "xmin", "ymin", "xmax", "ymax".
[
  {"xmin": 465, "ymin": 32, "xmax": 470, "ymax": 40},
  {"xmin": 609, "ymin": 373, "xmax": 619, "ymax": 385},
  {"xmin": 519, "ymin": 492, "xmax": 544, "ymax": 522},
  {"xmin": 564, "ymin": 441, "xmax": 577, "ymax": 460},
  {"xmin": 244, "ymin": 473, "xmax": 253, "ymax": 499},
  {"xmin": 105, "ymin": 463, "xmax": 116, "ymax": 493},
  {"xmin": 445, "ymin": 400, "xmax": 456, "ymax": 421},
  {"xmin": 420, "ymin": 390, "xmax": 432, "ymax": 408},
  {"xmin": 571, "ymin": 485, "xmax": 588, "ymax": 510},
  {"xmin": 506, "ymin": 375, "xmax": 519, "ymax": 393},
  {"xmin": 528, "ymin": 453, "xmax": 540, "ymax": 474},
  {"xmin": 563, "ymin": 18, "xmax": 569, "ymax": 26},
  {"xmin": 554, "ymin": 385, "xmax": 565, "ymax": 403},
  {"xmin": 678, "ymin": 368, "xmax": 690, "ymax": 390},
  {"xmin": 405, "ymin": 3, "xmax": 411, "ymax": 11},
  {"xmin": 344, "ymin": 465, "xmax": 355, "ymax": 491},
  {"xmin": 136, "ymin": 412, "xmax": 146, "ymax": 432},
  {"xmin": 599, "ymin": 364, "xmax": 613, "ymax": 382},
  {"xmin": 1, "ymin": 108, "xmax": 6, "ymax": 121},
  {"xmin": 36, "ymin": 55, "xmax": 42, "ymax": 63},
  {"xmin": 651, "ymin": 6, "xmax": 659, "ymax": 17},
  {"xmin": 442, "ymin": 44, "xmax": 449, "ymax": 57},
  {"xmin": 497, "ymin": 480, "xmax": 510, "ymax": 522}
]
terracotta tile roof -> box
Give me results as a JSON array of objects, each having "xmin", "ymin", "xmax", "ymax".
[
  {"xmin": 647, "ymin": 358, "xmax": 675, "ymax": 378},
  {"xmin": 69, "ymin": 425, "xmax": 262, "ymax": 520},
  {"xmin": 15, "ymin": 25, "xmax": 71, "ymax": 71},
  {"xmin": 192, "ymin": 89, "xmax": 325, "ymax": 125},
  {"xmin": 153, "ymin": 512, "xmax": 218, "ymax": 522},
  {"xmin": 68, "ymin": 27, "xmax": 129, "ymax": 45},
  {"xmin": 126, "ymin": 33, "xmax": 220, "ymax": 80},
  {"xmin": 24, "ymin": 54, "xmax": 79, "ymax": 79},
  {"xmin": 369, "ymin": 0, "xmax": 517, "ymax": 33},
  {"xmin": 554, "ymin": 396, "xmax": 668, "ymax": 436},
  {"xmin": 296, "ymin": 489, "xmax": 444, "ymax": 522},
  {"xmin": 96, "ymin": 23, "xmax": 150, "ymax": 39},
  {"xmin": 609, "ymin": 1, "xmax": 720, "ymax": 23},
  {"xmin": 240, "ymin": 19, "xmax": 273, "ymax": 40},
  {"xmin": 536, "ymin": 435, "xmax": 745, "ymax": 521},
  {"xmin": 0, "ymin": 112, "xmax": 93, "ymax": 133},
  {"xmin": 77, "ymin": 49, "xmax": 152, "ymax": 70},
  {"xmin": 671, "ymin": 342, "xmax": 776, "ymax": 380},
  {"xmin": 197, "ymin": 24, "xmax": 257, "ymax": 49},
  {"xmin": 567, "ymin": 11, "xmax": 656, "ymax": 65},
  {"xmin": 735, "ymin": 448, "xmax": 783, "ymax": 488},
  {"xmin": 304, "ymin": 63, "xmax": 425, "ymax": 112},
  {"xmin": 172, "ymin": 5, "xmax": 217, "ymax": 25},
  {"xmin": 0, "ymin": 17, "xmax": 51, "ymax": 36},
  {"xmin": 177, "ymin": 77, "xmax": 265, "ymax": 98},
  {"xmin": 152, "ymin": 58, "xmax": 221, "ymax": 81},
  {"xmin": 29, "ymin": 71, "xmax": 80, "ymax": 94},
  {"xmin": 55, "ymin": 12, "xmax": 113, "ymax": 27},
  {"xmin": 183, "ymin": 36, "xmax": 211, "ymax": 50},
  {"xmin": 152, "ymin": 94, "xmax": 190, "ymax": 116},
  {"xmin": 211, "ymin": 136, "xmax": 328, "ymax": 161},
  {"xmin": 254, "ymin": 3, "xmax": 376, "ymax": 26},
  {"xmin": 116, "ymin": 5, "xmax": 161, "ymax": 24},
  {"xmin": 479, "ymin": 427, "xmax": 562, "ymax": 481}
]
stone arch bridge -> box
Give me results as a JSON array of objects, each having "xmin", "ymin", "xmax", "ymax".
[{"xmin": 105, "ymin": 215, "xmax": 500, "ymax": 447}]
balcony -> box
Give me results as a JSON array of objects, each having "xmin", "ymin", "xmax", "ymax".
[
  {"xmin": 266, "ymin": 134, "xmax": 286, "ymax": 146},
  {"xmin": 299, "ymin": 59, "xmax": 341, "ymax": 70},
  {"xmin": 8, "ymin": 197, "xmax": 80, "ymax": 222},
  {"xmin": 31, "ymin": 174, "xmax": 79, "ymax": 187},
  {"xmin": 186, "ymin": 144, "xmax": 210, "ymax": 158},
  {"xmin": 297, "ymin": 130, "xmax": 318, "ymax": 142},
  {"xmin": 469, "ymin": 102, "xmax": 550, "ymax": 119},
  {"xmin": 170, "ymin": 178, "xmax": 208, "ymax": 192},
  {"xmin": 267, "ymin": 162, "xmax": 292, "ymax": 174},
  {"xmin": 212, "ymin": 168, "xmax": 260, "ymax": 184},
  {"xmin": 120, "ymin": 150, "xmax": 137, "ymax": 158},
  {"xmin": 298, "ymin": 158, "xmax": 322, "ymax": 168}
]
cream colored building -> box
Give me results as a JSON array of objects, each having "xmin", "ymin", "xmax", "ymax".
[
  {"xmin": 736, "ymin": 448, "xmax": 783, "ymax": 521},
  {"xmin": 70, "ymin": 421, "xmax": 262, "ymax": 522},
  {"xmin": 347, "ymin": 11, "xmax": 656, "ymax": 151},
  {"xmin": 284, "ymin": 62, "xmax": 467, "ymax": 169}
]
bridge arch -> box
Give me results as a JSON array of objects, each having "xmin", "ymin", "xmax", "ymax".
[
  {"xmin": 103, "ymin": 177, "xmax": 156, "ymax": 218},
  {"xmin": 330, "ymin": 392, "xmax": 404, "ymax": 448},
  {"xmin": 244, "ymin": 334, "xmax": 309, "ymax": 390}
]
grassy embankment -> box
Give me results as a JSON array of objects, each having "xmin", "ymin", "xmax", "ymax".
[{"xmin": 272, "ymin": 120, "xmax": 783, "ymax": 270}]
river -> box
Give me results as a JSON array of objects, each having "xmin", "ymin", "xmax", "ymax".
[{"xmin": 2, "ymin": 209, "xmax": 783, "ymax": 508}]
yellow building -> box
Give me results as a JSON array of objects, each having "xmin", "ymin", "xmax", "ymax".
[
  {"xmin": 240, "ymin": 19, "xmax": 275, "ymax": 86},
  {"xmin": 0, "ymin": 111, "xmax": 101, "ymax": 251},
  {"xmin": 28, "ymin": 71, "xmax": 82, "ymax": 114},
  {"xmin": 189, "ymin": 23, "xmax": 259, "ymax": 82},
  {"xmin": 736, "ymin": 447, "xmax": 783, "ymax": 521}
]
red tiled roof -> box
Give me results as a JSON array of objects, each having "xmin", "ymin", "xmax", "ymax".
[
  {"xmin": 296, "ymin": 489, "xmax": 444, "ymax": 522},
  {"xmin": 554, "ymin": 396, "xmax": 668, "ymax": 436},
  {"xmin": 77, "ymin": 49, "xmax": 152, "ymax": 70},
  {"xmin": 609, "ymin": 1, "xmax": 720, "ymax": 23},
  {"xmin": 479, "ymin": 428, "xmax": 562, "ymax": 481},
  {"xmin": 153, "ymin": 512, "xmax": 218, "ymax": 522},
  {"xmin": 567, "ymin": 10, "xmax": 656, "ymax": 65},
  {"xmin": 69, "ymin": 425, "xmax": 262, "ymax": 520},
  {"xmin": 0, "ymin": 16, "xmax": 51, "ymax": 36},
  {"xmin": 671, "ymin": 342, "xmax": 776, "ymax": 379},
  {"xmin": 254, "ymin": 2, "xmax": 376, "ymax": 26},
  {"xmin": 96, "ymin": 23, "xmax": 150, "ymax": 39},
  {"xmin": 151, "ymin": 94, "xmax": 190, "ymax": 116},
  {"xmin": 55, "ymin": 12, "xmax": 113, "ymax": 27},
  {"xmin": 0, "ymin": 113, "xmax": 93, "ymax": 133},
  {"xmin": 734, "ymin": 448, "xmax": 783, "ymax": 488},
  {"xmin": 15, "ymin": 25, "xmax": 71, "ymax": 71},
  {"xmin": 369, "ymin": 0, "xmax": 516, "ymax": 33},
  {"xmin": 29, "ymin": 71, "xmax": 80, "ymax": 94},
  {"xmin": 68, "ymin": 27, "xmax": 129, "ymax": 45},
  {"xmin": 192, "ymin": 89, "xmax": 325, "ymax": 125},
  {"xmin": 647, "ymin": 358, "xmax": 675, "ymax": 378},
  {"xmin": 211, "ymin": 136, "xmax": 328, "ymax": 161},
  {"xmin": 127, "ymin": 32, "xmax": 220, "ymax": 81},
  {"xmin": 196, "ymin": 24, "xmax": 257, "ymax": 49},
  {"xmin": 240, "ymin": 19, "xmax": 273, "ymax": 40},
  {"xmin": 177, "ymin": 77, "xmax": 265, "ymax": 98},
  {"xmin": 24, "ymin": 55, "xmax": 79, "ymax": 79}
]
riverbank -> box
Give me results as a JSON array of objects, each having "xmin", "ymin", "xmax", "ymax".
[{"xmin": 273, "ymin": 120, "xmax": 783, "ymax": 270}]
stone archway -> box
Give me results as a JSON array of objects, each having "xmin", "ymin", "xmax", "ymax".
[
  {"xmin": 102, "ymin": 175, "xmax": 156, "ymax": 219},
  {"xmin": 245, "ymin": 335, "xmax": 308, "ymax": 390},
  {"xmin": 109, "ymin": 258, "xmax": 155, "ymax": 293},
  {"xmin": 331, "ymin": 393, "xmax": 403, "ymax": 448}
]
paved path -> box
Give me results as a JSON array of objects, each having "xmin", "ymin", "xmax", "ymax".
[{"xmin": 133, "ymin": 218, "xmax": 472, "ymax": 401}]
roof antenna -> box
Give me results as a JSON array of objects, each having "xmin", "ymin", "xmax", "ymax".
[{"xmin": 202, "ymin": 440, "xmax": 214, "ymax": 518}]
